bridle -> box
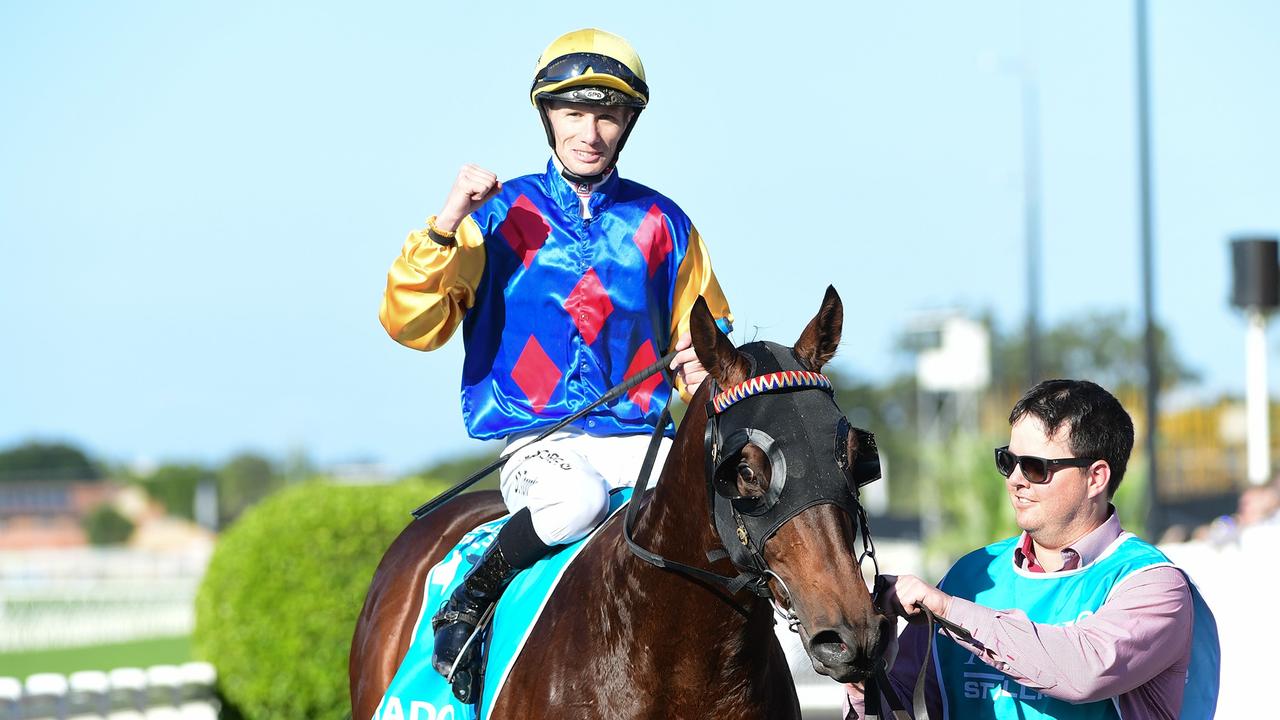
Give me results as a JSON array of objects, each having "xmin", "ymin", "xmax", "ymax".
[{"xmin": 623, "ymin": 341, "xmax": 884, "ymax": 630}]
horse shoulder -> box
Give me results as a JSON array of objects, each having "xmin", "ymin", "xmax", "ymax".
[{"xmin": 485, "ymin": 521, "xmax": 636, "ymax": 719}]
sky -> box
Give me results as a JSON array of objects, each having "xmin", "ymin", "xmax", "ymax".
[{"xmin": 2, "ymin": 1, "xmax": 1278, "ymax": 473}]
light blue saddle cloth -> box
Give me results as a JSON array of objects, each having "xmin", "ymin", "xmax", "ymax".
[{"xmin": 372, "ymin": 488, "xmax": 631, "ymax": 720}]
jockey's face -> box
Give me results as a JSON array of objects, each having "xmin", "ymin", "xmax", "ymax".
[
  {"xmin": 545, "ymin": 101, "xmax": 632, "ymax": 177},
  {"xmin": 1005, "ymin": 416, "xmax": 1108, "ymax": 549}
]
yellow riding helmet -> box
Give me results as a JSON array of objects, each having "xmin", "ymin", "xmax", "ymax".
[{"xmin": 530, "ymin": 28, "xmax": 649, "ymax": 108}]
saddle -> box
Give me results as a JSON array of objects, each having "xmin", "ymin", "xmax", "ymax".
[{"xmin": 372, "ymin": 489, "xmax": 631, "ymax": 720}]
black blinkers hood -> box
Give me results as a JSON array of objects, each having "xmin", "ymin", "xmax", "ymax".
[{"xmin": 705, "ymin": 341, "xmax": 879, "ymax": 574}]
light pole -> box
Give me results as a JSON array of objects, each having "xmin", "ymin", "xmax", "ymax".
[
  {"xmin": 1020, "ymin": 11, "xmax": 1043, "ymax": 387},
  {"xmin": 1135, "ymin": 0, "xmax": 1161, "ymax": 532},
  {"xmin": 1230, "ymin": 237, "xmax": 1279, "ymax": 485},
  {"xmin": 979, "ymin": 0, "xmax": 1043, "ymax": 387}
]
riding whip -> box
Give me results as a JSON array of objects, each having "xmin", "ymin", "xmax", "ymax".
[{"xmin": 410, "ymin": 348, "xmax": 681, "ymax": 519}]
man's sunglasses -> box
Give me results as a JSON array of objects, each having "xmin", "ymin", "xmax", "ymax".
[{"xmin": 994, "ymin": 446, "xmax": 1099, "ymax": 484}]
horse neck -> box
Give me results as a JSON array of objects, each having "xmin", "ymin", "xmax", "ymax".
[
  {"xmin": 635, "ymin": 396, "xmax": 721, "ymax": 567},
  {"xmin": 623, "ymin": 391, "xmax": 773, "ymax": 625},
  {"xmin": 597, "ymin": 396, "xmax": 784, "ymax": 697}
]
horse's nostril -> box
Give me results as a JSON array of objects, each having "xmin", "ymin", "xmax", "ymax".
[{"xmin": 809, "ymin": 630, "xmax": 856, "ymax": 666}]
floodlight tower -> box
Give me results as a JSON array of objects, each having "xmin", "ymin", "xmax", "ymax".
[{"xmin": 1230, "ymin": 236, "xmax": 1279, "ymax": 485}]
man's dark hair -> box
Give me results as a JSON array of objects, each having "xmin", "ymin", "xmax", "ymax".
[{"xmin": 1008, "ymin": 379, "xmax": 1135, "ymax": 497}]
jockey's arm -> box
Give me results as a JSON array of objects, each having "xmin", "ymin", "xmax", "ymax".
[
  {"xmin": 379, "ymin": 215, "xmax": 487, "ymax": 351},
  {"xmin": 669, "ymin": 225, "xmax": 733, "ymax": 401}
]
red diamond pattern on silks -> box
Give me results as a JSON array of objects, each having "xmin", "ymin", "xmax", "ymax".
[
  {"xmin": 564, "ymin": 268, "xmax": 614, "ymax": 345},
  {"xmin": 624, "ymin": 340, "xmax": 663, "ymax": 413},
  {"xmin": 499, "ymin": 194, "xmax": 550, "ymax": 268},
  {"xmin": 632, "ymin": 204, "xmax": 674, "ymax": 278},
  {"xmin": 511, "ymin": 335, "xmax": 562, "ymax": 414}
]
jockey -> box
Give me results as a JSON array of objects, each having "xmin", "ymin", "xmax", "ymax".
[{"xmin": 379, "ymin": 28, "xmax": 734, "ymax": 684}]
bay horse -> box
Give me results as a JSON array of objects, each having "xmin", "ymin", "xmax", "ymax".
[{"xmin": 350, "ymin": 286, "xmax": 891, "ymax": 719}]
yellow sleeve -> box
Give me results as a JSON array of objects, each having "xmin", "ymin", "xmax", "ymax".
[
  {"xmin": 378, "ymin": 215, "xmax": 486, "ymax": 351},
  {"xmin": 671, "ymin": 225, "xmax": 734, "ymax": 400}
]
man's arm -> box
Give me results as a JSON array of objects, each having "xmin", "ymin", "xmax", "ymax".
[
  {"xmin": 378, "ymin": 215, "xmax": 486, "ymax": 351},
  {"xmin": 942, "ymin": 566, "xmax": 1192, "ymax": 702},
  {"xmin": 668, "ymin": 226, "xmax": 733, "ymax": 400},
  {"xmin": 379, "ymin": 163, "xmax": 499, "ymax": 351}
]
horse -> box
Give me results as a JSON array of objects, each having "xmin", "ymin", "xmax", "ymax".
[{"xmin": 350, "ymin": 286, "xmax": 891, "ymax": 719}]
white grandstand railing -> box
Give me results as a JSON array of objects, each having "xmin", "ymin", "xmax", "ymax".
[
  {"xmin": 0, "ymin": 663, "xmax": 218, "ymax": 720},
  {"xmin": 0, "ymin": 548, "xmax": 208, "ymax": 653},
  {"xmin": 0, "ymin": 608, "xmax": 194, "ymax": 653},
  {"xmin": 0, "ymin": 548, "xmax": 211, "ymax": 582}
]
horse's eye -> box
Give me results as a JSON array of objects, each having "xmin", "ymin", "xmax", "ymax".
[{"xmin": 736, "ymin": 462, "xmax": 760, "ymax": 496}]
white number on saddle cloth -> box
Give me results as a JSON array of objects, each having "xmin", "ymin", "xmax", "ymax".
[{"xmin": 374, "ymin": 695, "xmax": 456, "ymax": 720}]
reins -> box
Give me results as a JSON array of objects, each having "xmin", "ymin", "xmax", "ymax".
[
  {"xmin": 621, "ymin": 398, "xmax": 775, "ymax": 598},
  {"xmin": 410, "ymin": 348, "xmax": 679, "ymax": 519}
]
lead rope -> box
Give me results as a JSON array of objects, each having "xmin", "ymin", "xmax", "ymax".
[{"xmin": 858, "ymin": 600, "xmax": 973, "ymax": 720}]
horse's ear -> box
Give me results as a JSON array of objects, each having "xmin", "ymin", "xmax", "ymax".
[
  {"xmin": 690, "ymin": 296, "xmax": 750, "ymax": 387},
  {"xmin": 793, "ymin": 285, "xmax": 843, "ymax": 371}
]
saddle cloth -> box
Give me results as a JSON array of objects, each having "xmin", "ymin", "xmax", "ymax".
[{"xmin": 371, "ymin": 488, "xmax": 632, "ymax": 720}]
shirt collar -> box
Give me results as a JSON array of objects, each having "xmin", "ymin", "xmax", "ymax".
[
  {"xmin": 1014, "ymin": 505, "xmax": 1122, "ymax": 572},
  {"xmin": 544, "ymin": 157, "xmax": 619, "ymax": 216}
]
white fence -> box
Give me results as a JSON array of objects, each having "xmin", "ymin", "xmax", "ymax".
[
  {"xmin": 0, "ymin": 663, "xmax": 218, "ymax": 720},
  {"xmin": 0, "ymin": 548, "xmax": 209, "ymax": 652}
]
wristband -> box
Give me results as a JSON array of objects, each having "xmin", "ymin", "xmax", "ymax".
[{"xmin": 426, "ymin": 216, "xmax": 457, "ymax": 246}]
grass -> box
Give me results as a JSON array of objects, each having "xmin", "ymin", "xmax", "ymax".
[{"xmin": 0, "ymin": 636, "xmax": 192, "ymax": 680}]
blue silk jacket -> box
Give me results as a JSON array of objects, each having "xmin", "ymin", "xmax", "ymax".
[{"xmin": 380, "ymin": 160, "xmax": 733, "ymax": 440}]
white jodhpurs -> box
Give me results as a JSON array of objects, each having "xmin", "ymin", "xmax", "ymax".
[{"xmin": 498, "ymin": 427, "xmax": 672, "ymax": 547}]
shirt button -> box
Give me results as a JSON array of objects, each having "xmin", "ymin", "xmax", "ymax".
[{"xmin": 588, "ymin": 420, "xmax": 596, "ymax": 427}]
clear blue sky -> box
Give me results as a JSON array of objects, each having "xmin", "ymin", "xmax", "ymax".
[{"xmin": 2, "ymin": 1, "xmax": 1278, "ymax": 472}]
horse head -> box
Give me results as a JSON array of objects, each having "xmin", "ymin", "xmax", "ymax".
[{"xmin": 689, "ymin": 285, "xmax": 892, "ymax": 683}]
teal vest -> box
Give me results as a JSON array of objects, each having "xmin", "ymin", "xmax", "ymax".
[{"xmin": 936, "ymin": 533, "xmax": 1220, "ymax": 720}]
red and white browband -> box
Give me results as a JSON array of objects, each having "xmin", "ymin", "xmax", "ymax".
[{"xmin": 711, "ymin": 370, "xmax": 833, "ymax": 414}]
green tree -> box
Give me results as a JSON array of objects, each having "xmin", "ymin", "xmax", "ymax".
[
  {"xmin": 217, "ymin": 452, "xmax": 282, "ymax": 526},
  {"xmin": 992, "ymin": 310, "xmax": 1197, "ymax": 393},
  {"xmin": 83, "ymin": 503, "xmax": 134, "ymax": 545},
  {"xmin": 412, "ymin": 448, "xmax": 502, "ymax": 493},
  {"xmin": 140, "ymin": 463, "xmax": 210, "ymax": 520},
  {"xmin": 920, "ymin": 434, "xmax": 1016, "ymax": 569},
  {"xmin": 0, "ymin": 441, "xmax": 100, "ymax": 482},
  {"xmin": 194, "ymin": 478, "xmax": 447, "ymax": 719}
]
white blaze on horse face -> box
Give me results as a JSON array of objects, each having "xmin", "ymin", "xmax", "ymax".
[
  {"xmin": 1005, "ymin": 417, "xmax": 1097, "ymax": 551},
  {"xmin": 545, "ymin": 101, "xmax": 630, "ymax": 177}
]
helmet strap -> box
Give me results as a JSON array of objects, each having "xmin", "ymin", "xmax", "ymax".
[{"xmin": 559, "ymin": 165, "xmax": 609, "ymax": 187}]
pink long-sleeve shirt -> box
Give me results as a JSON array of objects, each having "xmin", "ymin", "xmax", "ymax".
[{"xmin": 847, "ymin": 512, "xmax": 1194, "ymax": 719}]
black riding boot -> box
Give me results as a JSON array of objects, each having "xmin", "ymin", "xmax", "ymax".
[
  {"xmin": 431, "ymin": 508, "xmax": 551, "ymax": 702},
  {"xmin": 431, "ymin": 541, "xmax": 518, "ymax": 679}
]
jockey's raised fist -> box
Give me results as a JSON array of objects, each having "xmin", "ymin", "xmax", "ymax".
[{"xmin": 436, "ymin": 164, "xmax": 501, "ymax": 232}]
